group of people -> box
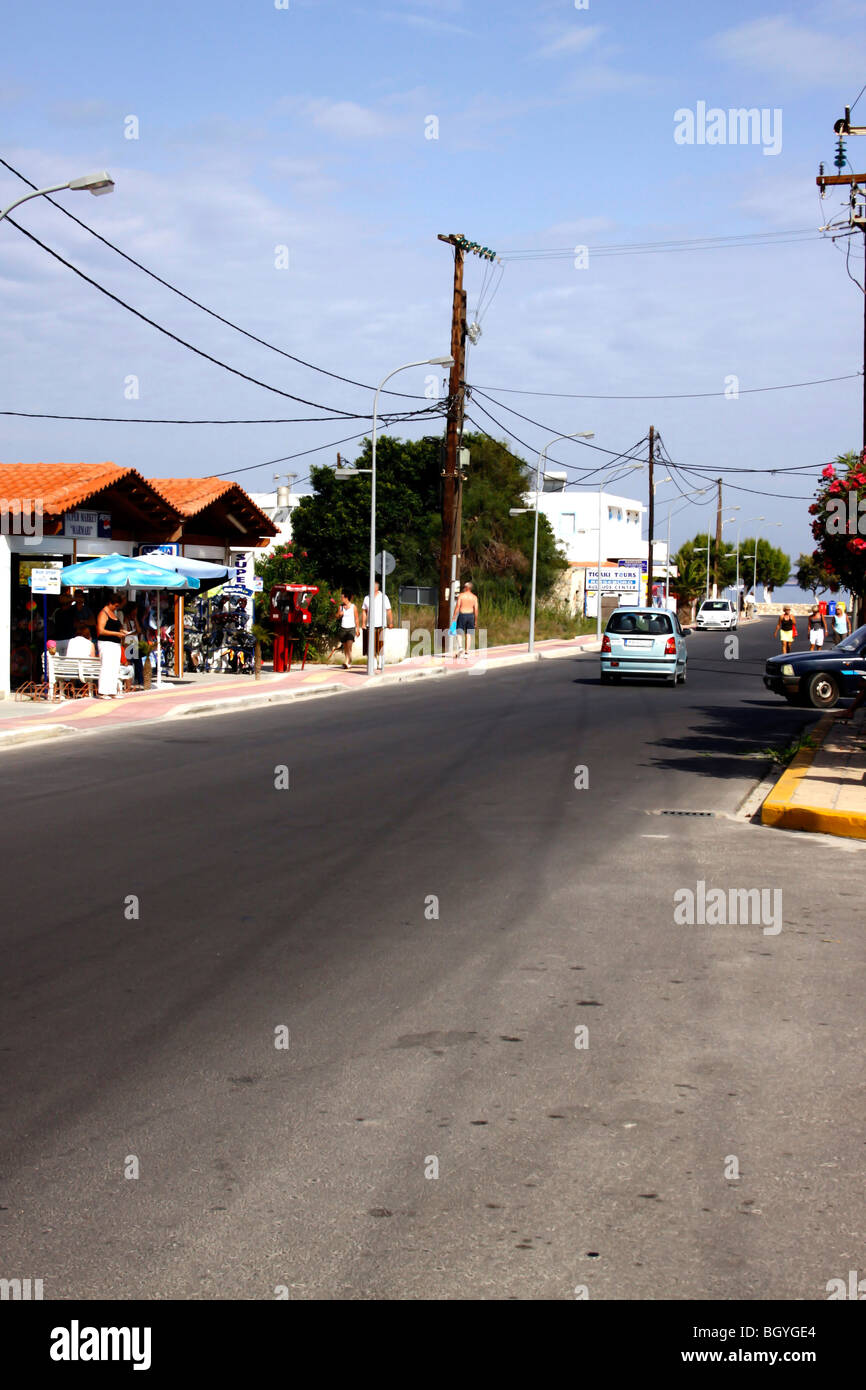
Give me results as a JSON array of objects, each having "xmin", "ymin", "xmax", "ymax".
[
  {"xmin": 773, "ymin": 601, "xmax": 851, "ymax": 655},
  {"xmin": 49, "ymin": 590, "xmax": 174, "ymax": 696},
  {"xmin": 335, "ymin": 580, "xmax": 479, "ymax": 670}
]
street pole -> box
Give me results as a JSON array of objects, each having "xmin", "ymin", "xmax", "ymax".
[
  {"xmin": 436, "ymin": 234, "xmax": 496, "ymax": 637},
  {"xmin": 705, "ymin": 510, "xmax": 712, "ymax": 600},
  {"xmin": 713, "ymin": 479, "xmax": 723, "ymax": 597},
  {"xmin": 665, "ymin": 508, "xmax": 672, "ymax": 607},
  {"xmin": 645, "ymin": 425, "xmax": 655, "ymax": 607},
  {"xmin": 436, "ymin": 235, "xmax": 466, "ymax": 637}
]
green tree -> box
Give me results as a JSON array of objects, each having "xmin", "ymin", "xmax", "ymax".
[
  {"xmin": 287, "ymin": 429, "xmax": 565, "ymax": 609},
  {"xmin": 252, "ymin": 544, "xmax": 341, "ymax": 660},
  {"xmin": 795, "ymin": 552, "xmax": 836, "ymax": 599}
]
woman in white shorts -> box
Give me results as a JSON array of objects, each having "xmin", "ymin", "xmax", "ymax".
[{"xmin": 808, "ymin": 607, "xmax": 826, "ymax": 649}]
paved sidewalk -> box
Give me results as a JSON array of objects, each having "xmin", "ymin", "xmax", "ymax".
[
  {"xmin": 0, "ymin": 635, "xmax": 597, "ymax": 749},
  {"xmin": 761, "ymin": 710, "xmax": 866, "ymax": 840}
]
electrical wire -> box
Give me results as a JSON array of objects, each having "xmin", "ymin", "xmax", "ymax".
[
  {"xmin": 0, "ymin": 155, "xmax": 424, "ymax": 402},
  {"xmin": 0, "ymin": 408, "xmax": 444, "ymax": 425},
  {"xmin": 469, "ymin": 371, "xmax": 861, "ymax": 402},
  {"xmin": 498, "ymin": 229, "xmax": 821, "ymax": 261}
]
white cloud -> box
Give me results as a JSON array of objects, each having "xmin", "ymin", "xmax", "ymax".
[
  {"xmin": 710, "ymin": 15, "xmax": 865, "ymax": 86},
  {"xmin": 377, "ymin": 9, "xmax": 473, "ymax": 36},
  {"xmin": 536, "ymin": 26, "xmax": 604, "ymax": 59},
  {"xmin": 305, "ymin": 100, "xmax": 396, "ymax": 139}
]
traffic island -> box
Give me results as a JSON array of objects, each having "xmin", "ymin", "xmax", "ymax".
[{"xmin": 761, "ymin": 710, "xmax": 866, "ymax": 840}]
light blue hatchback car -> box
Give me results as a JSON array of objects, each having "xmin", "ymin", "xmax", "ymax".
[{"xmin": 600, "ymin": 606, "xmax": 690, "ymax": 685}]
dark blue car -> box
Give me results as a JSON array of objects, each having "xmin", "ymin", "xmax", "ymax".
[{"xmin": 763, "ymin": 622, "xmax": 866, "ymax": 708}]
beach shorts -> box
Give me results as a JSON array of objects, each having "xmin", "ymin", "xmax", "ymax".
[
  {"xmin": 456, "ymin": 613, "xmax": 475, "ymax": 632},
  {"xmin": 809, "ymin": 629, "xmax": 824, "ymax": 647}
]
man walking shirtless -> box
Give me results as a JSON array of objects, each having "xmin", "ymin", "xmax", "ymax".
[{"xmin": 452, "ymin": 580, "xmax": 479, "ymax": 658}]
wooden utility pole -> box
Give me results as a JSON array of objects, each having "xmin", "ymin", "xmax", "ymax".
[
  {"xmin": 436, "ymin": 234, "xmax": 467, "ymax": 633},
  {"xmin": 436, "ymin": 233, "xmax": 497, "ymax": 635},
  {"xmin": 645, "ymin": 425, "xmax": 655, "ymax": 606}
]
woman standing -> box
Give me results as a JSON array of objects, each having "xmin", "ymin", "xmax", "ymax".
[
  {"xmin": 96, "ymin": 593, "xmax": 127, "ymax": 697},
  {"xmin": 337, "ymin": 591, "xmax": 359, "ymax": 669},
  {"xmin": 832, "ymin": 603, "xmax": 850, "ymax": 645},
  {"xmin": 808, "ymin": 606, "xmax": 827, "ymax": 650},
  {"xmin": 773, "ymin": 605, "xmax": 796, "ymax": 655}
]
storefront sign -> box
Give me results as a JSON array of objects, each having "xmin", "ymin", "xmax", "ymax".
[
  {"xmin": 63, "ymin": 509, "xmax": 111, "ymax": 539},
  {"xmin": 30, "ymin": 567, "xmax": 62, "ymax": 594},
  {"xmin": 139, "ymin": 543, "xmax": 180, "ymax": 556}
]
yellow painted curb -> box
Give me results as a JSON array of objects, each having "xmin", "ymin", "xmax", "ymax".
[{"xmin": 761, "ymin": 714, "xmax": 866, "ymax": 840}]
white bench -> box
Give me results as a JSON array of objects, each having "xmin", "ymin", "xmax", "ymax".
[{"xmin": 45, "ymin": 651, "xmax": 103, "ymax": 701}]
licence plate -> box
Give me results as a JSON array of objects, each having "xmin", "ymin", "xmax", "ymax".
[{"xmin": 624, "ymin": 638, "xmax": 652, "ymax": 648}]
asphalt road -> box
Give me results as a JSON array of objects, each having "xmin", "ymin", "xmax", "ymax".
[{"xmin": 2, "ymin": 619, "xmax": 863, "ymax": 1300}]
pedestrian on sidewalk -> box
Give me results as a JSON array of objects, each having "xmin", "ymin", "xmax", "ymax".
[
  {"xmin": 831, "ymin": 603, "xmax": 850, "ymax": 645},
  {"xmin": 744, "ymin": 590, "xmax": 756, "ymax": 620},
  {"xmin": 96, "ymin": 593, "xmax": 126, "ymax": 698},
  {"xmin": 808, "ymin": 606, "xmax": 827, "ymax": 650},
  {"xmin": 338, "ymin": 591, "xmax": 359, "ymax": 669},
  {"xmin": 773, "ymin": 606, "xmax": 796, "ymax": 655},
  {"xmin": 362, "ymin": 581, "xmax": 393, "ymax": 672},
  {"xmin": 452, "ymin": 580, "xmax": 479, "ymax": 658}
]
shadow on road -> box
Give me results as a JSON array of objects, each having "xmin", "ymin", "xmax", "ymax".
[{"xmin": 640, "ymin": 701, "xmax": 821, "ymax": 780}]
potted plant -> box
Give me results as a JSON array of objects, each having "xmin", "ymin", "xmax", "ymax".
[{"xmin": 138, "ymin": 640, "xmax": 155, "ymax": 689}]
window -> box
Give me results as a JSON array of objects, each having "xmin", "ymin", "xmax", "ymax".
[
  {"xmin": 626, "ymin": 510, "xmax": 640, "ymax": 524},
  {"xmin": 607, "ymin": 611, "xmax": 672, "ymax": 635},
  {"xmin": 607, "ymin": 506, "xmax": 623, "ymax": 522}
]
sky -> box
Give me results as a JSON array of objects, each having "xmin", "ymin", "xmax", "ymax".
[{"xmin": 2, "ymin": 0, "xmax": 866, "ymax": 569}]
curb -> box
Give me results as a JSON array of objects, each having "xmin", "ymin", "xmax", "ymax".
[
  {"xmin": 0, "ymin": 723, "xmax": 76, "ymax": 749},
  {"xmin": 167, "ymin": 682, "xmax": 349, "ymax": 719},
  {"xmin": 760, "ymin": 714, "xmax": 866, "ymax": 840}
]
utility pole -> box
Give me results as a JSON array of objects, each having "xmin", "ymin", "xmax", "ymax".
[
  {"xmin": 817, "ymin": 108, "xmax": 866, "ymax": 622},
  {"xmin": 817, "ymin": 109, "xmax": 866, "ymax": 456},
  {"xmin": 713, "ymin": 478, "xmax": 723, "ymax": 597},
  {"xmin": 645, "ymin": 425, "xmax": 655, "ymax": 606},
  {"xmin": 436, "ymin": 232, "xmax": 497, "ymax": 635}
]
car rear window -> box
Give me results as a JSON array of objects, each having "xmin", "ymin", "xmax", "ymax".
[
  {"xmin": 700, "ymin": 601, "xmax": 729, "ymax": 611},
  {"xmin": 607, "ymin": 612, "xmax": 673, "ymax": 635}
]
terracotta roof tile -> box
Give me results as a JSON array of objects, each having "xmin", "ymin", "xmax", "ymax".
[
  {"xmin": 0, "ymin": 463, "xmax": 135, "ymax": 513},
  {"xmin": 149, "ymin": 477, "xmax": 277, "ymax": 534}
]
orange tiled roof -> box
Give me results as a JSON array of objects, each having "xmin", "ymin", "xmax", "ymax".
[
  {"xmin": 0, "ymin": 463, "xmax": 159, "ymax": 514},
  {"xmin": 149, "ymin": 477, "xmax": 277, "ymax": 534}
]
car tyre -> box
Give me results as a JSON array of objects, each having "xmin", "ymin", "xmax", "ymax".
[{"xmin": 806, "ymin": 672, "xmax": 840, "ymax": 709}]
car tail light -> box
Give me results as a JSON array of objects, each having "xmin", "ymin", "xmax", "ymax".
[
  {"xmin": 601, "ymin": 634, "xmax": 611, "ymax": 653},
  {"xmin": 664, "ymin": 636, "xmax": 676, "ymax": 655}
]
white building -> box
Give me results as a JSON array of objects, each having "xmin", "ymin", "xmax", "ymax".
[
  {"xmin": 247, "ymin": 491, "xmax": 305, "ymax": 555},
  {"xmin": 525, "ymin": 483, "xmax": 671, "ymax": 614}
]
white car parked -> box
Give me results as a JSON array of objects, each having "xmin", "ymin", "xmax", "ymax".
[{"xmin": 695, "ymin": 599, "xmax": 738, "ymax": 631}]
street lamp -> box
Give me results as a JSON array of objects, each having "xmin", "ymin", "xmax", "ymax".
[
  {"xmin": 517, "ymin": 430, "xmax": 594, "ymax": 654},
  {"xmin": 339, "ymin": 356, "xmax": 452, "ymax": 676},
  {"xmin": 596, "ymin": 463, "xmax": 643, "ymax": 642},
  {"xmin": 0, "ymin": 170, "xmax": 115, "ymax": 224},
  {"xmin": 733, "ymin": 515, "xmax": 765, "ymax": 606},
  {"xmin": 744, "ymin": 521, "xmax": 782, "ymax": 605}
]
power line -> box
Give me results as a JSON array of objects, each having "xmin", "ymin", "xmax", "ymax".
[
  {"xmin": 0, "ymin": 404, "xmax": 446, "ymax": 426},
  {"xmin": 469, "ymin": 371, "xmax": 862, "ymax": 402},
  {"xmin": 3, "ymin": 214, "xmax": 374, "ymax": 417},
  {"xmin": 0, "ymin": 155, "xmax": 424, "ymax": 402},
  {"xmin": 498, "ymin": 228, "xmax": 821, "ymax": 261}
]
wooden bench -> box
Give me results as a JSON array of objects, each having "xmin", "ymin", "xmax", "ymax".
[{"xmin": 45, "ymin": 652, "xmax": 103, "ymax": 701}]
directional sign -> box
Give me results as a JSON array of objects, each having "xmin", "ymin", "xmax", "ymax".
[{"xmin": 585, "ymin": 565, "xmax": 641, "ymax": 593}]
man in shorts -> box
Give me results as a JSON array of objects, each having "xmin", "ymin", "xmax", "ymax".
[
  {"xmin": 452, "ymin": 580, "xmax": 479, "ymax": 658},
  {"xmin": 362, "ymin": 581, "xmax": 393, "ymax": 672}
]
